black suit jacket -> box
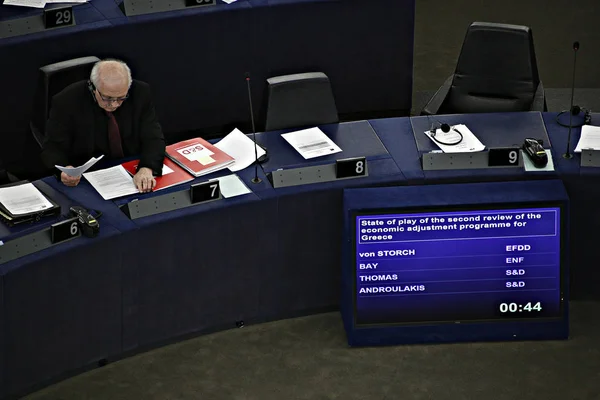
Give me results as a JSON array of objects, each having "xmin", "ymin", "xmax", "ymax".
[{"xmin": 41, "ymin": 80, "xmax": 165, "ymax": 175}]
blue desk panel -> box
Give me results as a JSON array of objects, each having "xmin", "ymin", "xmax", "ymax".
[
  {"xmin": 1, "ymin": 216, "xmax": 124, "ymax": 397},
  {"xmin": 258, "ymin": 120, "xmax": 393, "ymax": 173},
  {"xmin": 373, "ymin": 113, "xmax": 557, "ymax": 184},
  {"xmin": 411, "ymin": 112, "xmax": 551, "ymax": 153}
]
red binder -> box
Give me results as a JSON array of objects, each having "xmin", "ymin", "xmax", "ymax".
[
  {"xmin": 165, "ymin": 137, "xmax": 234, "ymax": 177},
  {"xmin": 121, "ymin": 157, "xmax": 194, "ymax": 191}
]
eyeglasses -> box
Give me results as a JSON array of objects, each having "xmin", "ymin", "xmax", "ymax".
[{"xmin": 96, "ymin": 89, "xmax": 129, "ymax": 104}]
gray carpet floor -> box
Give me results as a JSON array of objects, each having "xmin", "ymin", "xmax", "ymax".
[
  {"xmin": 25, "ymin": 302, "xmax": 600, "ymax": 400},
  {"xmin": 22, "ymin": 0, "xmax": 600, "ymax": 398}
]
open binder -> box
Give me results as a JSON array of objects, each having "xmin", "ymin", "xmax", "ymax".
[{"xmin": 0, "ymin": 181, "xmax": 61, "ymax": 226}]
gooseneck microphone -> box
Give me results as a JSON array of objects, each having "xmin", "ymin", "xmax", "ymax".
[
  {"xmin": 563, "ymin": 41, "xmax": 580, "ymax": 159},
  {"xmin": 245, "ymin": 73, "xmax": 261, "ymax": 184}
]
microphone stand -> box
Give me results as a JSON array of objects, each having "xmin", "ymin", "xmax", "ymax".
[
  {"xmin": 563, "ymin": 41, "xmax": 580, "ymax": 159},
  {"xmin": 246, "ymin": 74, "xmax": 262, "ymax": 184}
]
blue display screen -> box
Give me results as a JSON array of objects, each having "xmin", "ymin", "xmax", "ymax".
[{"xmin": 353, "ymin": 205, "xmax": 563, "ymax": 326}]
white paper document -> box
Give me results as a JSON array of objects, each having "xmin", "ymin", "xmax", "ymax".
[
  {"xmin": 222, "ymin": 0, "xmax": 237, "ymax": 3},
  {"xmin": 424, "ymin": 124, "xmax": 485, "ymax": 153},
  {"xmin": 2, "ymin": 0, "xmax": 45, "ymax": 8},
  {"xmin": 523, "ymin": 149, "xmax": 554, "ymax": 172},
  {"xmin": 56, "ymin": 155, "xmax": 104, "ymax": 177},
  {"xmin": 214, "ymin": 128, "xmax": 266, "ymax": 172},
  {"xmin": 574, "ymin": 125, "xmax": 600, "ymax": 152},
  {"xmin": 0, "ymin": 183, "xmax": 54, "ymax": 215},
  {"xmin": 209, "ymin": 174, "xmax": 251, "ymax": 198},
  {"xmin": 83, "ymin": 165, "xmax": 139, "ymax": 200},
  {"xmin": 281, "ymin": 127, "xmax": 342, "ymax": 159}
]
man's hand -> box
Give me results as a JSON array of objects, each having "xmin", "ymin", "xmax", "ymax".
[
  {"xmin": 133, "ymin": 167, "xmax": 156, "ymax": 193},
  {"xmin": 61, "ymin": 167, "xmax": 81, "ymax": 187}
]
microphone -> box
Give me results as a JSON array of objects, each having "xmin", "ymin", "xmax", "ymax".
[
  {"xmin": 245, "ymin": 72, "xmax": 261, "ymax": 184},
  {"xmin": 427, "ymin": 115, "xmax": 451, "ymax": 134},
  {"xmin": 425, "ymin": 115, "xmax": 463, "ymax": 146},
  {"xmin": 563, "ymin": 41, "xmax": 580, "ymax": 159}
]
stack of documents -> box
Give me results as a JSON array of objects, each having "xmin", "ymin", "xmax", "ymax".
[
  {"xmin": 0, "ymin": 182, "xmax": 58, "ymax": 225},
  {"xmin": 574, "ymin": 125, "xmax": 600, "ymax": 152},
  {"xmin": 166, "ymin": 137, "xmax": 234, "ymax": 177}
]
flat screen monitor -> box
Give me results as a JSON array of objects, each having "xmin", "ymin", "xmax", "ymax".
[{"xmin": 352, "ymin": 203, "xmax": 565, "ymax": 327}]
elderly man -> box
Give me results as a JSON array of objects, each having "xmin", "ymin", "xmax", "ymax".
[{"xmin": 41, "ymin": 59, "xmax": 165, "ymax": 192}]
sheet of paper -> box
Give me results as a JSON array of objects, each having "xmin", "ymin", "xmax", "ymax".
[
  {"xmin": 162, "ymin": 164, "xmax": 174, "ymax": 175},
  {"xmin": 424, "ymin": 124, "xmax": 485, "ymax": 153},
  {"xmin": 222, "ymin": 0, "xmax": 237, "ymax": 3},
  {"xmin": 574, "ymin": 125, "xmax": 600, "ymax": 152},
  {"xmin": 281, "ymin": 127, "xmax": 342, "ymax": 159},
  {"xmin": 215, "ymin": 128, "xmax": 266, "ymax": 172},
  {"xmin": 56, "ymin": 155, "xmax": 104, "ymax": 177},
  {"xmin": 0, "ymin": 183, "xmax": 54, "ymax": 216},
  {"xmin": 45, "ymin": 0, "xmax": 88, "ymax": 3},
  {"xmin": 209, "ymin": 174, "xmax": 251, "ymax": 198},
  {"xmin": 523, "ymin": 149, "xmax": 554, "ymax": 172},
  {"xmin": 83, "ymin": 165, "xmax": 139, "ymax": 200},
  {"xmin": 2, "ymin": 0, "xmax": 45, "ymax": 8}
]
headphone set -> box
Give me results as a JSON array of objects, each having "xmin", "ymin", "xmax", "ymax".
[
  {"xmin": 555, "ymin": 105, "xmax": 592, "ymax": 128},
  {"xmin": 87, "ymin": 80, "xmax": 98, "ymax": 103},
  {"xmin": 427, "ymin": 117, "xmax": 464, "ymax": 146}
]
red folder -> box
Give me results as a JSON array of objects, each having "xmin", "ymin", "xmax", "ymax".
[
  {"xmin": 121, "ymin": 157, "xmax": 194, "ymax": 191},
  {"xmin": 165, "ymin": 137, "xmax": 234, "ymax": 177}
]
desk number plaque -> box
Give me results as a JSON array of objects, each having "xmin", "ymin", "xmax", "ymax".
[
  {"xmin": 190, "ymin": 180, "xmax": 221, "ymax": 204},
  {"xmin": 44, "ymin": 6, "xmax": 75, "ymax": 29},
  {"xmin": 488, "ymin": 147, "xmax": 521, "ymax": 167},
  {"xmin": 185, "ymin": 0, "xmax": 216, "ymax": 7},
  {"xmin": 336, "ymin": 157, "xmax": 367, "ymax": 179},
  {"xmin": 50, "ymin": 217, "xmax": 80, "ymax": 244}
]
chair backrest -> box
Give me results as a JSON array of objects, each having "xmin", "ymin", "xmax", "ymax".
[
  {"xmin": 31, "ymin": 56, "xmax": 100, "ymax": 135},
  {"xmin": 442, "ymin": 22, "xmax": 540, "ymax": 114},
  {"xmin": 265, "ymin": 72, "xmax": 339, "ymax": 131}
]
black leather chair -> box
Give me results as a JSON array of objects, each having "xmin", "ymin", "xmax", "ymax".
[
  {"xmin": 30, "ymin": 56, "xmax": 100, "ymax": 147},
  {"xmin": 264, "ymin": 72, "xmax": 339, "ymax": 131},
  {"xmin": 421, "ymin": 22, "xmax": 546, "ymax": 115},
  {"xmin": 0, "ymin": 157, "xmax": 19, "ymax": 185}
]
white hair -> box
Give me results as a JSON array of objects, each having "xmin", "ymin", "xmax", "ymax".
[{"xmin": 90, "ymin": 59, "xmax": 132, "ymax": 89}]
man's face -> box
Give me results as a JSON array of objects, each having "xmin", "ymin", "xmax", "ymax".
[{"xmin": 94, "ymin": 79, "xmax": 129, "ymax": 112}]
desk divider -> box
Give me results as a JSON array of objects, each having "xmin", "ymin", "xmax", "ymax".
[
  {"xmin": 0, "ymin": 227, "xmax": 77, "ymax": 265},
  {"xmin": 120, "ymin": 187, "xmax": 221, "ymax": 220},
  {"xmin": 422, "ymin": 150, "xmax": 524, "ymax": 171},
  {"xmin": 580, "ymin": 150, "xmax": 600, "ymax": 167},
  {"xmin": 0, "ymin": 12, "xmax": 75, "ymax": 40},
  {"xmin": 119, "ymin": 0, "xmax": 215, "ymax": 17},
  {"xmin": 270, "ymin": 162, "xmax": 369, "ymax": 189}
]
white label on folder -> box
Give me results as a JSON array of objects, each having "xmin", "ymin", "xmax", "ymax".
[
  {"xmin": 198, "ymin": 156, "xmax": 215, "ymax": 165},
  {"xmin": 162, "ymin": 164, "xmax": 174, "ymax": 175},
  {"xmin": 177, "ymin": 144, "xmax": 214, "ymax": 162}
]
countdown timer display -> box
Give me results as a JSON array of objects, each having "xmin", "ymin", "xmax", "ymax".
[{"xmin": 353, "ymin": 206, "xmax": 563, "ymax": 326}]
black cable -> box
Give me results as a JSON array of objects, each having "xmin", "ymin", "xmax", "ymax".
[
  {"xmin": 430, "ymin": 127, "xmax": 464, "ymax": 146},
  {"xmin": 555, "ymin": 108, "xmax": 592, "ymax": 128}
]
